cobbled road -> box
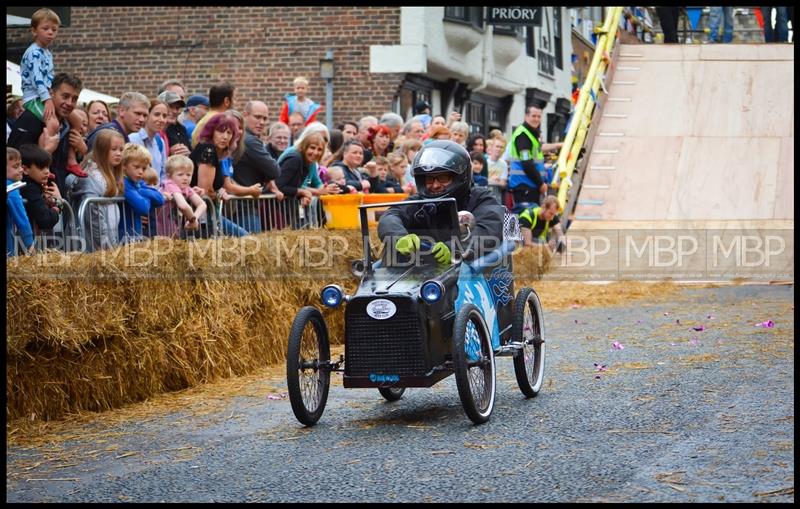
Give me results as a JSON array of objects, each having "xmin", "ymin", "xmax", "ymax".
[{"xmin": 6, "ymin": 284, "xmax": 794, "ymax": 503}]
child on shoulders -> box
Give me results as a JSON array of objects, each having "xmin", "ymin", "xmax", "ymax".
[{"xmin": 279, "ymin": 77, "xmax": 321, "ymax": 127}]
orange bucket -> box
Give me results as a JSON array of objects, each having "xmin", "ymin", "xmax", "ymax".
[{"xmin": 320, "ymin": 193, "xmax": 364, "ymax": 229}]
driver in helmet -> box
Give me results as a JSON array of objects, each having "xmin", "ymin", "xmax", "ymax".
[{"xmin": 378, "ymin": 140, "xmax": 505, "ymax": 266}]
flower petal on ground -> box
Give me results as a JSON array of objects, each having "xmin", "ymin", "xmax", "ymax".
[
  {"xmin": 755, "ymin": 320, "xmax": 775, "ymax": 328},
  {"xmin": 612, "ymin": 341, "xmax": 624, "ymax": 350},
  {"xmin": 692, "ymin": 325, "xmax": 706, "ymax": 332}
]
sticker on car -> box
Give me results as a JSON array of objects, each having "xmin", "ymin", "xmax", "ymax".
[{"xmin": 366, "ymin": 299, "xmax": 396, "ymax": 320}]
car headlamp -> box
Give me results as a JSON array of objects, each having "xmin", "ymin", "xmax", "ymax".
[
  {"xmin": 420, "ymin": 280, "xmax": 445, "ymax": 304},
  {"xmin": 321, "ymin": 285, "xmax": 344, "ymax": 308}
]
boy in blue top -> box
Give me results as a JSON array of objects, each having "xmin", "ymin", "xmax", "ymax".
[
  {"xmin": 118, "ymin": 144, "xmax": 165, "ymax": 242},
  {"xmin": 21, "ymin": 8, "xmax": 86, "ymax": 178},
  {"xmin": 6, "ymin": 147, "xmax": 35, "ymax": 256}
]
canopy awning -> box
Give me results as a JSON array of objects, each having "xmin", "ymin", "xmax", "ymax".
[{"xmin": 6, "ymin": 60, "xmax": 119, "ymax": 106}]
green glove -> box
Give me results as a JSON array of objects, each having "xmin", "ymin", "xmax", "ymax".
[
  {"xmin": 431, "ymin": 241, "xmax": 452, "ymax": 265},
  {"xmin": 395, "ymin": 233, "xmax": 420, "ymax": 255}
]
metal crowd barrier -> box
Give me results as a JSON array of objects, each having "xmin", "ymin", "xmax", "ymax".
[
  {"xmin": 218, "ymin": 194, "xmax": 324, "ymax": 234},
  {"xmin": 78, "ymin": 195, "xmax": 221, "ymax": 248},
  {"xmin": 73, "ymin": 192, "xmax": 324, "ymax": 253},
  {"xmin": 10, "ymin": 198, "xmax": 80, "ymax": 254}
]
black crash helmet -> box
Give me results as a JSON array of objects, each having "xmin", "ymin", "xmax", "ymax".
[{"xmin": 411, "ymin": 140, "xmax": 473, "ymax": 208}]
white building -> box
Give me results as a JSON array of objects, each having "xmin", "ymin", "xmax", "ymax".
[{"xmin": 371, "ymin": 6, "xmax": 576, "ymax": 142}]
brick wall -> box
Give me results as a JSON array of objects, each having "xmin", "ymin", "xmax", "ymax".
[{"xmin": 6, "ymin": 7, "xmax": 405, "ymax": 125}]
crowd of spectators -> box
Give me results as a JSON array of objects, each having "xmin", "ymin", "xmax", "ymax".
[{"xmin": 7, "ymin": 8, "xmax": 570, "ymax": 258}]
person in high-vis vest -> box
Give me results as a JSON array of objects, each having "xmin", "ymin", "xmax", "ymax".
[
  {"xmin": 518, "ymin": 195, "xmax": 565, "ymax": 253},
  {"xmin": 508, "ymin": 105, "xmax": 562, "ymax": 212}
]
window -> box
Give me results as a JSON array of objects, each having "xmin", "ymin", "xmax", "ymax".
[
  {"xmin": 493, "ymin": 24, "xmax": 525, "ymax": 38},
  {"xmin": 397, "ymin": 74, "xmax": 442, "ymax": 120},
  {"xmin": 467, "ymin": 103, "xmax": 484, "ymax": 134},
  {"xmin": 444, "ymin": 6, "xmax": 484, "ymax": 30},
  {"xmin": 547, "ymin": 113, "xmax": 568, "ymax": 143},
  {"xmin": 526, "ymin": 26, "xmax": 536, "ymax": 56},
  {"xmin": 554, "ymin": 7, "xmax": 563, "ymax": 70},
  {"xmin": 464, "ymin": 92, "xmax": 508, "ymax": 135}
]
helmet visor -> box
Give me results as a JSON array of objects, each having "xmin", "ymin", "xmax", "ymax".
[{"xmin": 412, "ymin": 147, "xmax": 468, "ymax": 176}]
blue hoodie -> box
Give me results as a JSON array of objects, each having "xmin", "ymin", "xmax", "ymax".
[
  {"xmin": 119, "ymin": 176, "xmax": 165, "ymax": 240},
  {"xmin": 6, "ymin": 178, "xmax": 35, "ymax": 256}
]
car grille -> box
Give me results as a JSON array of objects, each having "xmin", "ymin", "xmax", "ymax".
[{"xmin": 345, "ymin": 297, "xmax": 427, "ymax": 377}]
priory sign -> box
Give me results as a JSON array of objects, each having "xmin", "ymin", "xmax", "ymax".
[{"xmin": 485, "ymin": 7, "xmax": 541, "ymax": 26}]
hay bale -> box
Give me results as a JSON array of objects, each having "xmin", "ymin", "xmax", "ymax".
[
  {"xmin": 6, "ymin": 231, "xmax": 548, "ymax": 422},
  {"xmin": 6, "ymin": 230, "xmax": 365, "ymax": 421}
]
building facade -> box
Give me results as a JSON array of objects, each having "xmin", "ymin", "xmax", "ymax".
[
  {"xmin": 6, "ymin": 6, "xmax": 576, "ymax": 140},
  {"xmin": 373, "ymin": 6, "xmax": 574, "ymax": 141}
]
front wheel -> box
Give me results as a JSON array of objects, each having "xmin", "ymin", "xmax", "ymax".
[
  {"xmin": 512, "ymin": 287, "xmax": 546, "ymax": 397},
  {"xmin": 378, "ymin": 387, "xmax": 406, "ymax": 402},
  {"xmin": 286, "ymin": 306, "xmax": 331, "ymax": 426},
  {"xmin": 452, "ymin": 303, "xmax": 496, "ymax": 424}
]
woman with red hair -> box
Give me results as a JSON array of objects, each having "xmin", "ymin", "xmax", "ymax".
[{"xmin": 367, "ymin": 124, "xmax": 392, "ymax": 158}]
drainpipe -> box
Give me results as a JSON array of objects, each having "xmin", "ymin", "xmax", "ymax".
[{"xmin": 471, "ymin": 24, "xmax": 493, "ymax": 94}]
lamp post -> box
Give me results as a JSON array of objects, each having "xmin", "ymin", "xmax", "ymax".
[{"xmin": 319, "ymin": 49, "xmax": 335, "ymax": 131}]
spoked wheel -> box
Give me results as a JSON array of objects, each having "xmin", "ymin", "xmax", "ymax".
[
  {"xmin": 512, "ymin": 287, "xmax": 546, "ymax": 398},
  {"xmin": 452, "ymin": 303, "xmax": 496, "ymax": 425},
  {"xmin": 286, "ymin": 306, "xmax": 331, "ymax": 426},
  {"xmin": 378, "ymin": 387, "xmax": 406, "ymax": 402}
]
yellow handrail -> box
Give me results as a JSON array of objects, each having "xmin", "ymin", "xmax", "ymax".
[{"xmin": 553, "ymin": 7, "xmax": 624, "ymax": 212}]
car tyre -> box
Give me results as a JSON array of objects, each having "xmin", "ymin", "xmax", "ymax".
[
  {"xmin": 512, "ymin": 287, "xmax": 546, "ymax": 398},
  {"xmin": 452, "ymin": 303, "xmax": 496, "ymax": 424},
  {"xmin": 286, "ymin": 306, "xmax": 331, "ymax": 426}
]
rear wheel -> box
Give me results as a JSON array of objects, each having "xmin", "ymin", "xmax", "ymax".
[
  {"xmin": 378, "ymin": 387, "xmax": 406, "ymax": 402},
  {"xmin": 452, "ymin": 303, "xmax": 496, "ymax": 424},
  {"xmin": 512, "ymin": 288, "xmax": 546, "ymax": 397},
  {"xmin": 286, "ymin": 306, "xmax": 331, "ymax": 426}
]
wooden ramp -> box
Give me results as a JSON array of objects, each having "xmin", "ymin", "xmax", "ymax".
[{"xmin": 572, "ymin": 44, "xmax": 794, "ymax": 226}]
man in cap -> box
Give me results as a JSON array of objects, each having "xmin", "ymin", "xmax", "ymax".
[
  {"xmin": 180, "ymin": 95, "xmax": 209, "ymax": 141},
  {"xmin": 158, "ymin": 90, "xmax": 191, "ymax": 156}
]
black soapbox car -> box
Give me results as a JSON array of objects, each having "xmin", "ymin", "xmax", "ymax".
[{"xmin": 286, "ymin": 197, "xmax": 546, "ymax": 425}]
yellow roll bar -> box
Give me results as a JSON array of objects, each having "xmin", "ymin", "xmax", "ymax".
[{"xmin": 552, "ymin": 7, "xmax": 624, "ymax": 212}]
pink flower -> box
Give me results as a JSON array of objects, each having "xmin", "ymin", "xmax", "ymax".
[
  {"xmin": 692, "ymin": 325, "xmax": 706, "ymax": 332},
  {"xmin": 612, "ymin": 341, "xmax": 624, "ymax": 350},
  {"xmin": 594, "ymin": 363, "xmax": 608, "ymax": 372},
  {"xmin": 755, "ymin": 320, "xmax": 775, "ymax": 328}
]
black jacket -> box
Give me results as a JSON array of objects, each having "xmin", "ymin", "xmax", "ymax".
[
  {"xmin": 20, "ymin": 176, "xmax": 60, "ymax": 231},
  {"xmin": 8, "ymin": 111, "xmax": 71, "ymax": 195},
  {"xmin": 378, "ymin": 186, "xmax": 504, "ymax": 253},
  {"xmin": 276, "ymin": 150, "xmax": 309, "ymax": 197},
  {"xmin": 233, "ymin": 129, "xmax": 281, "ymax": 187},
  {"xmin": 369, "ymin": 175, "xmax": 403, "ymax": 194}
]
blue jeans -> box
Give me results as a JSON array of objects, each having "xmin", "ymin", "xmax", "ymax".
[
  {"xmin": 761, "ymin": 7, "xmax": 789, "ymax": 42},
  {"xmin": 708, "ymin": 7, "xmax": 734, "ymax": 43},
  {"xmin": 218, "ymin": 215, "xmax": 248, "ymax": 237}
]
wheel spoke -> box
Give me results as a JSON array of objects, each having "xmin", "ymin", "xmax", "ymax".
[{"xmin": 298, "ymin": 324, "xmax": 322, "ymax": 411}]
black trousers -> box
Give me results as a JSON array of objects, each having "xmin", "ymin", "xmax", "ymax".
[{"xmin": 656, "ymin": 7, "xmax": 680, "ymax": 43}]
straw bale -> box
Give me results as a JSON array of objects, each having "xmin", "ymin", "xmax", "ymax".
[
  {"xmin": 6, "ymin": 229, "xmax": 549, "ymax": 422},
  {"xmin": 6, "ymin": 230, "xmax": 365, "ymax": 421}
]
